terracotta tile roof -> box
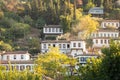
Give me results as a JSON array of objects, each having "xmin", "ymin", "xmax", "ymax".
[
  {"xmin": 44, "ymin": 25, "xmax": 62, "ymax": 28},
  {"xmin": 1, "ymin": 51, "xmax": 30, "ymax": 55},
  {"xmin": 1, "ymin": 60, "xmax": 34, "ymax": 64},
  {"xmin": 41, "ymin": 40, "xmax": 70, "ymax": 43},
  {"xmin": 102, "ymin": 20, "xmax": 120, "ymax": 22},
  {"xmin": 98, "ymin": 28, "xmax": 119, "ymax": 32}
]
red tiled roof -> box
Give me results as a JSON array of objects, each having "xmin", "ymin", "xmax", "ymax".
[
  {"xmin": 1, "ymin": 51, "xmax": 30, "ymax": 55},
  {"xmin": 102, "ymin": 20, "xmax": 120, "ymax": 22},
  {"xmin": 44, "ymin": 25, "xmax": 62, "ymax": 28},
  {"xmin": 41, "ymin": 40, "xmax": 70, "ymax": 43},
  {"xmin": 1, "ymin": 60, "xmax": 34, "ymax": 64}
]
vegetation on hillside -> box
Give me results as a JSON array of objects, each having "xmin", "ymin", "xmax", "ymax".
[{"xmin": 0, "ymin": 0, "xmax": 119, "ymax": 54}]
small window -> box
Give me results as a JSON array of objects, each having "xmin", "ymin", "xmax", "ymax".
[
  {"xmin": 63, "ymin": 44, "xmax": 66, "ymax": 48},
  {"xmin": 78, "ymin": 43, "xmax": 81, "ymax": 47},
  {"xmin": 104, "ymin": 34, "xmax": 106, "ymax": 37},
  {"xmin": 96, "ymin": 40, "xmax": 98, "ymax": 44},
  {"xmin": 43, "ymin": 44, "xmax": 46, "ymax": 49},
  {"xmin": 45, "ymin": 28, "xmax": 47, "ymax": 32},
  {"xmin": 49, "ymin": 28, "xmax": 51, "ymax": 32},
  {"xmin": 48, "ymin": 44, "xmax": 51, "ymax": 47},
  {"xmin": 59, "ymin": 44, "xmax": 61, "ymax": 48},
  {"xmin": 108, "ymin": 34, "xmax": 110, "ymax": 37},
  {"xmin": 73, "ymin": 43, "xmax": 76, "ymax": 47},
  {"xmin": 7, "ymin": 55, "xmax": 9, "ymax": 60},
  {"xmin": 14, "ymin": 55, "xmax": 16, "ymax": 59},
  {"xmin": 53, "ymin": 44, "xmax": 55, "ymax": 47},
  {"xmin": 101, "ymin": 40, "xmax": 103, "ymax": 44},
  {"xmin": 115, "ymin": 34, "xmax": 117, "ymax": 37},
  {"xmin": 21, "ymin": 55, "xmax": 24, "ymax": 59},
  {"xmin": 67, "ymin": 44, "xmax": 70, "ymax": 48},
  {"xmin": 104, "ymin": 40, "xmax": 106, "ymax": 44},
  {"xmin": 20, "ymin": 65, "xmax": 25, "ymax": 71}
]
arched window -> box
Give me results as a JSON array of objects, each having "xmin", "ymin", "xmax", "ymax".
[
  {"xmin": 26, "ymin": 65, "xmax": 31, "ymax": 70},
  {"xmin": 20, "ymin": 65, "xmax": 25, "ymax": 71}
]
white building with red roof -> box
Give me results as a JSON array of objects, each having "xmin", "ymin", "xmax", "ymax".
[
  {"xmin": 101, "ymin": 20, "xmax": 120, "ymax": 28},
  {"xmin": 91, "ymin": 28, "xmax": 119, "ymax": 50},
  {"xmin": 0, "ymin": 51, "xmax": 34, "ymax": 71}
]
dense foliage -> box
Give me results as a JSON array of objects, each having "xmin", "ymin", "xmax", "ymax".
[{"xmin": 78, "ymin": 41, "xmax": 120, "ymax": 80}]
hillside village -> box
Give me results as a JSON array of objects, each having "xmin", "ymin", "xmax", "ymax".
[{"xmin": 0, "ymin": 0, "xmax": 120, "ymax": 80}]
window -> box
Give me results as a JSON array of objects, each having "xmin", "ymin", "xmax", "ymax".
[
  {"xmin": 49, "ymin": 28, "xmax": 51, "ymax": 32},
  {"xmin": 21, "ymin": 55, "xmax": 24, "ymax": 59},
  {"xmin": 78, "ymin": 43, "xmax": 81, "ymax": 47},
  {"xmin": 67, "ymin": 44, "xmax": 70, "ymax": 48},
  {"xmin": 108, "ymin": 34, "xmax": 110, "ymax": 37},
  {"xmin": 48, "ymin": 44, "xmax": 51, "ymax": 47},
  {"xmin": 14, "ymin": 55, "xmax": 16, "ymax": 59},
  {"xmin": 73, "ymin": 43, "xmax": 76, "ymax": 47},
  {"xmin": 111, "ymin": 34, "xmax": 113, "ymax": 37},
  {"xmin": 104, "ymin": 40, "xmax": 107, "ymax": 44},
  {"xmin": 96, "ymin": 40, "xmax": 98, "ymax": 44},
  {"xmin": 7, "ymin": 55, "xmax": 9, "ymax": 60},
  {"xmin": 101, "ymin": 40, "xmax": 103, "ymax": 44},
  {"xmin": 63, "ymin": 44, "xmax": 66, "ymax": 48},
  {"xmin": 52, "ymin": 28, "xmax": 54, "ymax": 32},
  {"xmin": 20, "ymin": 65, "xmax": 25, "ymax": 71},
  {"xmin": 115, "ymin": 34, "xmax": 117, "ymax": 37},
  {"xmin": 80, "ymin": 57, "xmax": 85, "ymax": 62},
  {"xmin": 45, "ymin": 28, "xmax": 47, "ymax": 32},
  {"xmin": 101, "ymin": 33, "xmax": 102, "ymax": 37},
  {"xmin": 53, "ymin": 44, "xmax": 55, "ymax": 47},
  {"xmin": 116, "ymin": 23, "xmax": 119, "ymax": 27},
  {"xmin": 59, "ymin": 44, "xmax": 61, "ymax": 48},
  {"xmin": 60, "ymin": 28, "xmax": 62, "ymax": 32},
  {"xmin": 43, "ymin": 44, "xmax": 46, "ymax": 49},
  {"xmin": 26, "ymin": 65, "xmax": 31, "ymax": 70},
  {"xmin": 104, "ymin": 34, "xmax": 106, "ymax": 37},
  {"xmin": 56, "ymin": 28, "xmax": 58, "ymax": 32}
]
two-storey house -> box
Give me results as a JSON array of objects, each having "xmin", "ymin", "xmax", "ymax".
[
  {"xmin": 91, "ymin": 28, "xmax": 119, "ymax": 50},
  {"xmin": 41, "ymin": 39, "xmax": 86, "ymax": 57},
  {"xmin": 0, "ymin": 51, "xmax": 34, "ymax": 71},
  {"xmin": 43, "ymin": 25, "xmax": 63, "ymax": 40},
  {"xmin": 101, "ymin": 20, "xmax": 120, "ymax": 28}
]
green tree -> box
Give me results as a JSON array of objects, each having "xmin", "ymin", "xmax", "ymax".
[
  {"xmin": 35, "ymin": 47, "xmax": 76, "ymax": 79},
  {"xmin": 23, "ymin": 15, "xmax": 33, "ymax": 26},
  {"xmin": 101, "ymin": 41, "xmax": 120, "ymax": 80},
  {"xmin": 78, "ymin": 57, "xmax": 102, "ymax": 80},
  {"xmin": 72, "ymin": 15, "xmax": 99, "ymax": 39},
  {"xmin": 9, "ymin": 23, "xmax": 30, "ymax": 39},
  {"xmin": 0, "ymin": 41, "xmax": 13, "ymax": 51}
]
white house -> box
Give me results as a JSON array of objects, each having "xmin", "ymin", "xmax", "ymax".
[
  {"xmin": 101, "ymin": 20, "xmax": 120, "ymax": 28},
  {"xmin": 0, "ymin": 51, "xmax": 34, "ymax": 71},
  {"xmin": 43, "ymin": 25, "xmax": 63, "ymax": 40},
  {"xmin": 40, "ymin": 39, "xmax": 86, "ymax": 57},
  {"xmin": 76, "ymin": 53, "xmax": 98, "ymax": 65},
  {"xmin": 91, "ymin": 28, "xmax": 119, "ymax": 48}
]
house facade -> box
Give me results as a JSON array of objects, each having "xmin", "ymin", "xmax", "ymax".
[
  {"xmin": 43, "ymin": 25, "xmax": 63, "ymax": 40},
  {"xmin": 0, "ymin": 51, "xmax": 34, "ymax": 71},
  {"xmin": 91, "ymin": 28, "xmax": 119, "ymax": 49},
  {"xmin": 101, "ymin": 20, "xmax": 120, "ymax": 28},
  {"xmin": 41, "ymin": 40, "xmax": 86, "ymax": 57}
]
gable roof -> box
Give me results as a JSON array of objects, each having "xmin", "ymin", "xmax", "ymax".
[{"xmin": 88, "ymin": 7, "xmax": 104, "ymax": 14}]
